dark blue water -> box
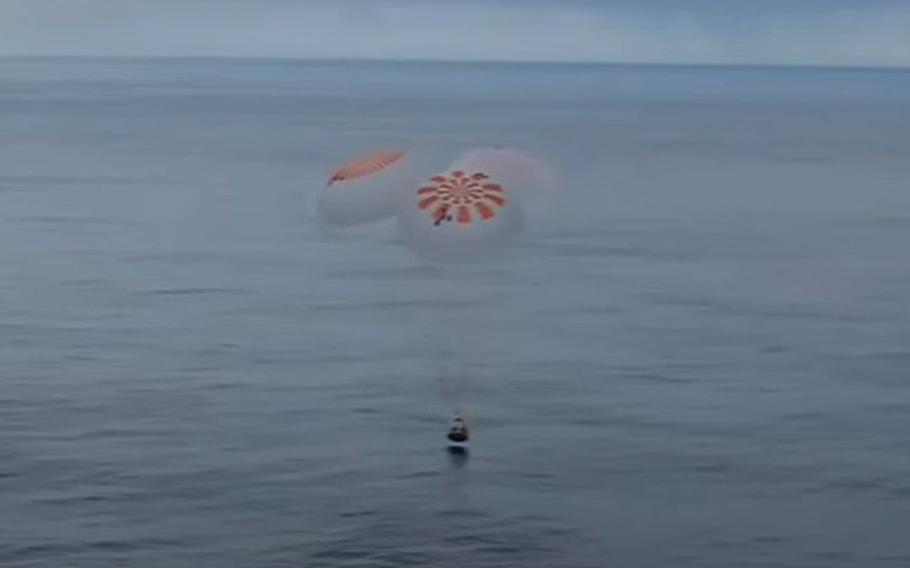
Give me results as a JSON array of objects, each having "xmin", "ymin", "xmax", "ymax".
[{"xmin": 2, "ymin": 57, "xmax": 910, "ymax": 567}]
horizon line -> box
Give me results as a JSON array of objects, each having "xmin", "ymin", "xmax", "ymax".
[{"xmin": 2, "ymin": 53, "xmax": 909, "ymax": 73}]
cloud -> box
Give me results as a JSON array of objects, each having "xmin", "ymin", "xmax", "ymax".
[{"xmin": 1, "ymin": 0, "xmax": 909, "ymax": 67}]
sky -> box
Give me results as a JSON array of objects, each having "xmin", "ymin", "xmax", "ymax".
[{"xmin": 2, "ymin": 0, "xmax": 910, "ymax": 68}]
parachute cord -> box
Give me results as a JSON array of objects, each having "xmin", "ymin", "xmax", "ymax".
[{"xmin": 430, "ymin": 267, "xmax": 475, "ymax": 429}]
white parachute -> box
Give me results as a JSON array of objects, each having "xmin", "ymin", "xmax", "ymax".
[
  {"xmin": 315, "ymin": 146, "xmax": 562, "ymax": 261},
  {"xmin": 316, "ymin": 148, "xmax": 420, "ymax": 228},
  {"xmin": 397, "ymin": 149, "xmax": 526, "ymax": 262}
]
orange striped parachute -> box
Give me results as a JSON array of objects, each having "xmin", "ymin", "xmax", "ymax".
[
  {"xmin": 317, "ymin": 147, "xmax": 420, "ymax": 228},
  {"xmin": 416, "ymin": 170, "xmax": 508, "ymax": 226},
  {"xmin": 398, "ymin": 150, "xmax": 524, "ymax": 262},
  {"xmin": 327, "ymin": 148, "xmax": 407, "ymax": 186},
  {"xmin": 315, "ymin": 145, "xmax": 562, "ymax": 259}
]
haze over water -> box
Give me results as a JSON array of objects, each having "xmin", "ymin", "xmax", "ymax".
[{"xmin": 2, "ymin": 57, "xmax": 910, "ymax": 567}]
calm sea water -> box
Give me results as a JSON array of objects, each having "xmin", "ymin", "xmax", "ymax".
[{"xmin": 2, "ymin": 57, "xmax": 910, "ymax": 567}]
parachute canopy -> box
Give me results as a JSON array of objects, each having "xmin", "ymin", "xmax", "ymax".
[
  {"xmin": 416, "ymin": 170, "xmax": 508, "ymax": 226},
  {"xmin": 314, "ymin": 145, "xmax": 563, "ymax": 260},
  {"xmin": 398, "ymin": 150, "xmax": 524, "ymax": 263},
  {"xmin": 317, "ymin": 147, "xmax": 418, "ymax": 228},
  {"xmin": 327, "ymin": 148, "xmax": 407, "ymax": 186}
]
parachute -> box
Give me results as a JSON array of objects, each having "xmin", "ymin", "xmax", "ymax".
[
  {"xmin": 314, "ymin": 146, "xmax": 561, "ymax": 260},
  {"xmin": 317, "ymin": 148, "xmax": 419, "ymax": 228},
  {"xmin": 397, "ymin": 150, "xmax": 524, "ymax": 262},
  {"xmin": 327, "ymin": 148, "xmax": 406, "ymax": 186}
]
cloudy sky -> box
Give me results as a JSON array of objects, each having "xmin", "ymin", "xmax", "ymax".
[{"xmin": 2, "ymin": 0, "xmax": 909, "ymax": 67}]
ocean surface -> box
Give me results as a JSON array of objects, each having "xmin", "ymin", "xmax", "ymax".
[{"xmin": 2, "ymin": 57, "xmax": 910, "ymax": 567}]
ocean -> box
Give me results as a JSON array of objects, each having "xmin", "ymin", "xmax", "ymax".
[{"xmin": 2, "ymin": 57, "xmax": 910, "ymax": 567}]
